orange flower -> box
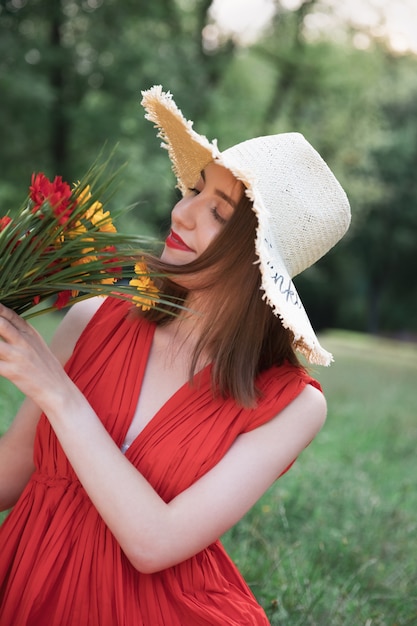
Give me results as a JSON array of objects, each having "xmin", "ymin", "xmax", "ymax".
[{"xmin": 129, "ymin": 261, "xmax": 159, "ymax": 311}]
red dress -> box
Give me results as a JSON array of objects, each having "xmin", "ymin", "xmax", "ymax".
[{"xmin": 0, "ymin": 298, "xmax": 320, "ymax": 625}]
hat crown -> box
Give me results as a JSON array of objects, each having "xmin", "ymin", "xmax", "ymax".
[{"xmin": 220, "ymin": 133, "xmax": 351, "ymax": 278}]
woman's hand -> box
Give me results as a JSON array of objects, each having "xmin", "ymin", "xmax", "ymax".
[
  {"xmin": 0, "ymin": 298, "xmax": 103, "ymax": 510},
  {"xmin": 0, "ymin": 303, "xmax": 70, "ymax": 411}
]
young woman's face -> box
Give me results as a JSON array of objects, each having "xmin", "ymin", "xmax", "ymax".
[{"xmin": 161, "ymin": 162, "xmax": 244, "ymax": 265}]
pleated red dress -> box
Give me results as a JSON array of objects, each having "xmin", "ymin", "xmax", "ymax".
[{"xmin": 0, "ymin": 298, "xmax": 320, "ymax": 626}]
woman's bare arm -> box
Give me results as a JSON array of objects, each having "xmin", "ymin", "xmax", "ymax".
[
  {"xmin": 0, "ymin": 298, "xmax": 104, "ymax": 510},
  {"xmin": 46, "ymin": 381, "xmax": 326, "ymax": 573},
  {"xmin": 0, "ymin": 303, "xmax": 325, "ymax": 572}
]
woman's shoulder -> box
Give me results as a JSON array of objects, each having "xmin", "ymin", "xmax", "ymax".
[
  {"xmin": 48, "ymin": 296, "xmax": 106, "ymax": 365},
  {"xmin": 241, "ymin": 361, "xmax": 323, "ymax": 434},
  {"xmin": 257, "ymin": 361, "xmax": 322, "ymax": 396},
  {"xmin": 48, "ymin": 296, "xmax": 139, "ymax": 366}
]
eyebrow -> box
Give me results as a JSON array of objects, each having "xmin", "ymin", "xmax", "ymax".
[
  {"xmin": 201, "ymin": 170, "xmax": 239, "ymax": 210},
  {"xmin": 215, "ymin": 189, "xmax": 238, "ymax": 210}
]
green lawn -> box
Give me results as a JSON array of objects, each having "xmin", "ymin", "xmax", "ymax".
[
  {"xmin": 223, "ymin": 331, "xmax": 417, "ymax": 625},
  {"xmin": 1, "ymin": 322, "xmax": 416, "ymax": 625}
]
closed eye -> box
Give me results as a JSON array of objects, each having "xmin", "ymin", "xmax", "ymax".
[{"xmin": 210, "ymin": 207, "xmax": 227, "ymax": 225}]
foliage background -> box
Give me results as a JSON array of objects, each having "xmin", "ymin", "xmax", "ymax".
[{"xmin": 1, "ymin": 0, "xmax": 417, "ymax": 338}]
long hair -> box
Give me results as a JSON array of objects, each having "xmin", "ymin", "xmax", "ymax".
[{"xmin": 140, "ymin": 193, "xmax": 303, "ymax": 407}]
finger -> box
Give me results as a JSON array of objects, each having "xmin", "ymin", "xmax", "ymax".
[
  {"xmin": 0, "ymin": 316, "xmax": 22, "ymax": 345},
  {"xmin": 0, "ymin": 314, "xmax": 33, "ymax": 348},
  {"xmin": 0, "ymin": 304, "xmax": 32, "ymax": 335},
  {"xmin": 0, "ymin": 303, "xmax": 24, "ymax": 326}
]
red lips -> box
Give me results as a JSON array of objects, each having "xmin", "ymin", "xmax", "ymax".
[{"xmin": 165, "ymin": 230, "xmax": 194, "ymax": 252}]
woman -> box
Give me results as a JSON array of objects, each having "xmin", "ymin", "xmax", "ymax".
[{"xmin": 0, "ymin": 86, "xmax": 350, "ymax": 625}]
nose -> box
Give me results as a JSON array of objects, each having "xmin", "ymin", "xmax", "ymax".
[{"xmin": 171, "ymin": 195, "xmax": 196, "ymax": 230}]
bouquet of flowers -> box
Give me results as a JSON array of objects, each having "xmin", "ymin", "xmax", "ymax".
[{"xmin": 0, "ymin": 157, "xmax": 164, "ymax": 318}]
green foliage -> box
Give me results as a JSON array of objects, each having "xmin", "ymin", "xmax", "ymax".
[
  {"xmin": 0, "ymin": 0, "xmax": 232, "ymax": 236},
  {"xmin": 348, "ymin": 53, "xmax": 417, "ymax": 334}
]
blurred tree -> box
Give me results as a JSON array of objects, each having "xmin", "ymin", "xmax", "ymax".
[
  {"xmin": 0, "ymin": 0, "xmax": 235, "ymax": 233},
  {"xmin": 350, "ymin": 51, "xmax": 417, "ymax": 335}
]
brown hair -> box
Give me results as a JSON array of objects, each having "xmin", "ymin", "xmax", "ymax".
[{"xmin": 140, "ymin": 193, "xmax": 303, "ymax": 407}]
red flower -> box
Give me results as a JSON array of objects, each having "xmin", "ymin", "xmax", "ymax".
[
  {"xmin": 0, "ymin": 216, "xmax": 12, "ymax": 231},
  {"xmin": 54, "ymin": 290, "xmax": 72, "ymax": 309},
  {"xmin": 29, "ymin": 173, "xmax": 51, "ymax": 208},
  {"xmin": 30, "ymin": 173, "xmax": 74, "ymax": 224},
  {"xmin": 102, "ymin": 246, "xmax": 122, "ymax": 278}
]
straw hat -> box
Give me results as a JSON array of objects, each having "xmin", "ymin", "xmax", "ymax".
[{"xmin": 141, "ymin": 85, "xmax": 351, "ymax": 366}]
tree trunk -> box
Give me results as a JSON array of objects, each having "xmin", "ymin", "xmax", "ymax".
[{"xmin": 49, "ymin": 6, "xmax": 69, "ymax": 177}]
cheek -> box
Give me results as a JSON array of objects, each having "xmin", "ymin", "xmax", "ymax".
[{"xmin": 200, "ymin": 222, "xmax": 223, "ymax": 252}]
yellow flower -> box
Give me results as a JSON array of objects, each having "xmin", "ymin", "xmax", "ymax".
[
  {"xmin": 129, "ymin": 261, "xmax": 159, "ymax": 311},
  {"xmin": 101, "ymin": 276, "xmax": 116, "ymax": 285},
  {"xmin": 65, "ymin": 222, "xmax": 87, "ymax": 238},
  {"xmin": 73, "ymin": 184, "xmax": 117, "ymax": 233},
  {"xmin": 71, "ymin": 250, "xmax": 117, "ymax": 285},
  {"xmin": 90, "ymin": 206, "xmax": 117, "ymax": 233},
  {"xmin": 71, "ymin": 250, "xmax": 98, "ymax": 267},
  {"xmin": 74, "ymin": 183, "xmax": 92, "ymax": 207}
]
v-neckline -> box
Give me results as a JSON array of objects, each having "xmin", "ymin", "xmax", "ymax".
[{"xmin": 120, "ymin": 321, "xmax": 212, "ymax": 456}]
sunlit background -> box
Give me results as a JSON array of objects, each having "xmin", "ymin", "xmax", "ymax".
[{"xmin": 209, "ymin": 0, "xmax": 417, "ymax": 53}]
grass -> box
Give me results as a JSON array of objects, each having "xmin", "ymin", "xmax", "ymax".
[
  {"xmin": 1, "ymin": 323, "xmax": 416, "ymax": 625},
  {"xmin": 223, "ymin": 331, "xmax": 417, "ymax": 625}
]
